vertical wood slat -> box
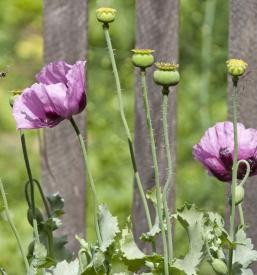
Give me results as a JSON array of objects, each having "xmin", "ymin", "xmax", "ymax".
[
  {"xmin": 42, "ymin": 0, "xmax": 87, "ymax": 252},
  {"xmin": 228, "ymin": 0, "xmax": 257, "ymax": 271},
  {"xmin": 133, "ymin": 0, "xmax": 179, "ymax": 251}
]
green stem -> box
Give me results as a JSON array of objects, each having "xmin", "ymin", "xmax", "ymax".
[
  {"xmin": 20, "ymin": 131, "xmax": 35, "ymax": 216},
  {"xmin": 20, "ymin": 131, "xmax": 40, "ymax": 244},
  {"xmin": 140, "ymin": 70, "xmax": 169, "ymax": 275},
  {"xmin": 25, "ymin": 179, "xmax": 54, "ymax": 258},
  {"xmin": 228, "ymin": 78, "xmax": 239, "ymax": 274},
  {"xmin": 162, "ymin": 90, "xmax": 174, "ymax": 262},
  {"xmin": 0, "ymin": 180, "xmax": 30, "ymax": 272},
  {"xmin": 238, "ymin": 204, "xmax": 245, "ymax": 227},
  {"xmin": 33, "ymin": 179, "xmax": 51, "ymax": 217},
  {"xmin": 69, "ymin": 117, "xmax": 102, "ymax": 244},
  {"xmin": 47, "ymin": 229, "xmax": 54, "ymax": 259},
  {"xmin": 102, "ymin": 25, "xmax": 153, "ymax": 233}
]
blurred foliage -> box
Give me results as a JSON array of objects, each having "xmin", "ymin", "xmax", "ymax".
[{"xmin": 0, "ymin": 0, "xmax": 229, "ymax": 274}]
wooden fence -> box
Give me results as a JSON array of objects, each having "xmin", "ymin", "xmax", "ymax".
[{"xmin": 42, "ymin": 0, "xmax": 257, "ymax": 271}]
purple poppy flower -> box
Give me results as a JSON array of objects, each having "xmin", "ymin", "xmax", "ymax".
[
  {"xmin": 193, "ymin": 122, "xmax": 257, "ymax": 182},
  {"xmin": 12, "ymin": 61, "xmax": 86, "ymax": 129}
]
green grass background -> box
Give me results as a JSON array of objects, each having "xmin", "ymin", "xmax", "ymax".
[{"xmin": 0, "ymin": 0, "xmax": 228, "ymax": 273}]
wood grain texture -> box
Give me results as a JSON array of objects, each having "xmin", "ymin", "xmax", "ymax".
[
  {"xmin": 42, "ymin": 0, "xmax": 87, "ymax": 252},
  {"xmin": 133, "ymin": 0, "xmax": 179, "ymax": 251},
  {"xmin": 228, "ymin": 0, "xmax": 257, "ymax": 271}
]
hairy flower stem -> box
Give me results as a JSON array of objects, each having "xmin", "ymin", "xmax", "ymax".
[
  {"xmin": 140, "ymin": 70, "xmax": 169, "ymax": 275},
  {"xmin": 228, "ymin": 77, "xmax": 239, "ymax": 274},
  {"xmin": 70, "ymin": 117, "xmax": 102, "ymax": 244},
  {"xmin": 238, "ymin": 204, "xmax": 245, "ymax": 226},
  {"xmin": 162, "ymin": 89, "xmax": 174, "ymax": 262},
  {"xmin": 20, "ymin": 131, "xmax": 40, "ymax": 244},
  {"xmin": 102, "ymin": 24, "xmax": 154, "ymax": 235},
  {"xmin": 0, "ymin": 180, "xmax": 30, "ymax": 273}
]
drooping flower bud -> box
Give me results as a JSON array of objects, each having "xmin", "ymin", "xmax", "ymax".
[
  {"xmin": 131, "ymin": 49, "xmax": 155, "ymax": 69},
  {"xmin": 229, "ymin": 185, "xmax": 245, "ymax": 206},
  {"xmin": 211, "ymin": 259, "xmax": 228, "ymax": 275},
  {"xmin": 9, "ymin": 90, "xmax": 22, "ymax": 107},
  {"xmin": 153, "ymin": 62, "xmax": 180, "ymax": 87},
  {"xmin": 226, "ymin": 59, "xmax": 248, "ymax": 77},
  {"xmin": 235, "ymin": 185, "xmax": 245, "ymax": 205},
  {"xmin": 96, "ymin": 7, "xmax": 116, "ymax": 24},
  {"xmin": 27, "ymin": 208, "xmax": 44, "ymax": 227}
]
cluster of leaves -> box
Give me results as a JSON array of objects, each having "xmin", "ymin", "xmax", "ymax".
[
  {"xmin": 24, "ymin": 201, "xmax": 257, "ymax": 275},
  {"xmin": 26, "ymin": 192, "xmax": 72, "ymax": 274}
]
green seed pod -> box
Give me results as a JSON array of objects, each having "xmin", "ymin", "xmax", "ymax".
[
  {"xmin": 96, "ymin": 7, "xmax": 116, "ymax": 24},
  {"xmin": 211, "ymin": 259, "xmax": 228, "ymax": 275},
  {"xmin": 9, "ymin": 90, "xmax": 22, "ymax": 107},
  {"xmin": 131, "ymin": 49, "xmax": 155, "ymax": 69},
  {"xmin": 229, "ymin": 185, "xmax": 245, "ymax": 206},
  {"xmin": 226, "ymin": 59, "xmax": 247, "ymax": 77},
  {"xmin": 153, "ymin": 62, "xmax": 180, "ymax": 87},
  {"xmin": 27, "ymin": 208, "xmax": 44, "ymax": 227}
]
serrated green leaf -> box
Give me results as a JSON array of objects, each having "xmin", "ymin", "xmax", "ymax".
[
  {"xmin": 76, "ymin": 235, "xmax": 89, "ymax": 250},
  {"xmin": 171, "ymin": 204, "xmax": 205, "ymax": 275},
  {"xmin": 232, "ymin": 262, "xmax": 254, "ymax": 275},
  {"xmin": 120, "ymin": 219, "xmax": 145, "ymax": 260},
  {"xmin": 43, "ymin": 216, "xmax": 62, "ymax": 231},
  {"xmin": 47, "ymin": 193, "xmax": 64, "ymax": 217},
  {"xmin": 98, "ymin": 204, "xmax": 120, "ymax": 252},
  {"xmin": 29, "ymin": 242, "xmax": 49, "ymax": 274},
  {"xmin": 146, "ymin": 187, "xmax": 157, "ymax": 206},
  {"xmin": 146, "ymin": 187, "xmax": 163, "ymax": 208},
  {"xmin": 119, "ymin": 219, "xmax": 163, "ymax": 272},
  {"xmin": 119, "ymin": 220, "xmax": 146, "ymax": 272},
  {"xmin": 46, "ymin": 259, "xmax": 80, "ymax": 275},
  {"xmin": 52, "ymin": 235, "xmax": 72, "ymax": 262},
  {"xmin": 203, "ymin": 211, "xmax": 228, "ymax": 260},
  {"xmin": 231, "ymin": 228, "xmax": 257, "ymax": 274},
  {"xmin": 81, "ymin": 250, "xmax": 106, "ymax": 275},
  {"xmin": 140, "ymin": 216, "xmax": 161, "ymax": 242}
]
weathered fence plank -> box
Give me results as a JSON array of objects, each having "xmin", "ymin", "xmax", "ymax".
[
  {"xmin": 133, "ymin": 0, "xmax": 179, "ymax": 250},
  {"xmin": 42, "ymin": 0, "xmax": 87, "ymax": 251},
  {"xmin": 228, "ymin": 0, "xmax": 257, "ymax": 271}
]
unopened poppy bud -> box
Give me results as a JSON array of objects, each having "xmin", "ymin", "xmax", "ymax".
[
  {"xmin": 235, "ymin": 185, "xmax": 245, "ymax": 205},
  {"xmin": 226, "ymin": 59, "xmax": 247, "ymax": 77},
  {"xmin": 27, "ymin": 208, "xmax": 44, "ymax": 227},
  {"xmin": 131, "ymin": 49, "xmax": 155, "ymax": 69},
  {"xmin": 153, "ymin": 62, "xmax": 180, "ymax": 87},
  {"xmin": 211, "ymin": 259, "xmax": 228, "ymax": 275},
  {"xmin": 229, "ymin": 185, "xmax": 245, "ymax": 206},
  {"xmin": 96, "ymin": 7, "xmax": 116, "ymax": 24},
  {"xmin": 9, "ymin": 90, "xmax": 22, "ymax": 107}
]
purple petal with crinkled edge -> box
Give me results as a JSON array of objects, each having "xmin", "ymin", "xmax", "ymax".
[
  {"xmin": 12, "ymin": 83, "xmax": 68, "ymax": 129},
  {"xmin": 66, "ymin": 61, "xmax": 86, "ymax": 115},
  {"xmin": 36, "ymin": 61, "xmax": 72, "ymax": 85}
]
